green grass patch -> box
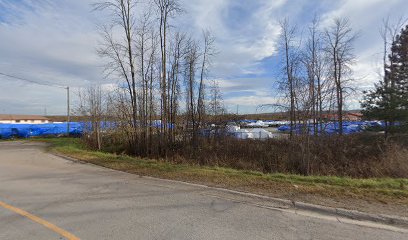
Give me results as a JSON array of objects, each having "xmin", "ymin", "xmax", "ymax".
[{"xmin": 33, "ymin": 137, "xmax": 408, "ymax": 204}]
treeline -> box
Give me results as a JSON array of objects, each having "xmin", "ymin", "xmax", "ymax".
[
  {"xmin": 270, "ymin": 17, "xmax": 408, "ymax": 176},
  {"xmin": 274, "ymin": 16, "xmax": 408, "ymax": 137},
  {"xmin": 275, "ymin": 17, "xmax": 357, "ymax": 137},
  {"xmin": 75, "ymin": 2, "xmax": 408, "ymax": 178},
  {"xmin": 77, "ymin": 0, "xmax": 225, "ymax": 155}
]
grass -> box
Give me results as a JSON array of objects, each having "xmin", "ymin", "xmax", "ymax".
[{"xmin": 30, "ymin": 137, "xmax": 408, "ymax": 206}]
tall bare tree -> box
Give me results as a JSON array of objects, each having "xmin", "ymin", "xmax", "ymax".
[
  {"xmin": 94, "ymin": 0, "xmax": 139, "ymax": 149},
  {"xmin": 168, "ymin": 31, "xmax": 186, "ymax": 142},
  {"xmin": 154, "ymin": 0, "xmax": 182, "ymax": 153},
  {"xmin": 135, "ymin": 10, "xmax": 156, "ymax": 155},
  {"xmin": 197, "ymin": 30, "xmax": 216, "ymax": 128},
  {"xmin": 324, "ymin": 18, "xmax": 357, "ymax": 135},
  {"xmin": 279, "ymin": 18, "xmax": 300, "ymax": 138},
  {"xmin": 184, "ymin": 38, "xmax": 200, "ymax": 153},
  {"xmin": 302, "ymin": 16, "xmax": 328, "ymax": 134}
]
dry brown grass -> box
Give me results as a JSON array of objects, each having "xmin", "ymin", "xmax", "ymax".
[{"xmin": 152, "ymin": 134, "xmax": 408, "ymax": 178}]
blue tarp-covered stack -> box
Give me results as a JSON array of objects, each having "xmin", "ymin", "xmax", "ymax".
[
  {"xmin": 0, "ymin": 122, "xmax": 83, "ymax": 139},
  {"xmin": 0, "ymin": 120, "xmax": 173, "ymax": 139},
  {"xmin": 277, "ymin": 121, "xmax": 385, "ymax": 135}
]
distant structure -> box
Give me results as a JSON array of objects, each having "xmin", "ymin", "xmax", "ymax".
[
  {"xmin": 322, "ymin": 112, "xmax": 363, "ymax": 121},
  {"xmin": 0, "ymin": 114, "xmax": 50, "ymax": 124}
]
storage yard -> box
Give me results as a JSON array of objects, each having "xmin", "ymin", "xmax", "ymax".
[{"xmin": 0, "ymin": 119, "xmax": 384, "ymax": 140}]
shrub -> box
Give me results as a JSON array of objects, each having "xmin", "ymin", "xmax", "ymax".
[{"xmin": 85, "ymin": 132, "xmax": 408, "ymax": 178}]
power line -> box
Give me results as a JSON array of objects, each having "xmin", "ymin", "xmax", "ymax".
[
  {"xmin": 0, "ymin": 71, "xmax": 71, "ymax": 135},
  {"xmin": 0, "ymin": 72, "xmax": 66, "ymax": 89}
]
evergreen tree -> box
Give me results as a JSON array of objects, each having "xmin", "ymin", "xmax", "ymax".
[{"xmin": 362, "ymin": 25, "xmax": 408, "ymax": 133}]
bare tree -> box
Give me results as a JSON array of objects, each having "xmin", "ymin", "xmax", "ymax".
[
  {"xmin": 279, "ymin": 18, "xmax": 301, "ymax": 138},
  {"xmin": 324, "ymin": 18, "xmax": 357, "ymax": 135},
  {"xmin": 135, "ymin": 9, "xmax": 156, "ymax": 155},
  {"xmin": 301, "ymin": 16, "xmax": 329, "ymax": 134},
  {"xmin": 168, "ymin": 31, "xmax": 186, "ymax": 142},
  {"xmin": 91, "ymin": 0, "xmax": 221, "ymax": 161},
  {"xmin": 94, "ymin": 0, "xmax": 139, "ymax": 149},
  {"xmin": 379, "ymin": 16, "xmax": 407, "ymax": 79},
  {"xmin": 184, "ymin": 38, "xmax": 200, "ymax": 154},
  {"xmin": 208, "ymin": 79, "xmax": 224, "ymax": 116},
  {"xmin": 197, "ymin": 30, "xmax": 216, "ymax": 128},
  {"xmin": 154, "ymin": 0, "xmax": 182, "ymax": 153},
  {"xmin": 77, "ymin": 85, "xmax": 105, "ymax": 150}
]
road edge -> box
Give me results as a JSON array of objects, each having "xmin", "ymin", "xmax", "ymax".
[{"xmin": 52, "ymin": 152, "xmax": 408, "ymax": 229}]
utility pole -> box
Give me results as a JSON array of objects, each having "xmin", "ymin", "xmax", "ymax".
[
  {"xmin": 66, "ymin": 86, "xmax": 70, "ymax": 136},
  {"xmin": 0, "ymin": 73, "xmax": 71, "ymax": 128}
]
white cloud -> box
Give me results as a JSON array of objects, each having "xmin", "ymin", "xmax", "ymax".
[
  {"xmin": 1, "ymin": 0, "xmax": 407, "ymax": 114},
  {"xmin": 224, "ymin": 95, "xmax": 280, "ymax": 114},
  {"xmin": 0, "ymin": 0, "xmax": 104, "ymax": 114},
  {"xmin": 179, "ymin": 0, "xmax": 283, "ymax": 78},
  {"xmin": 320, "ymin": 0, "xmax": 407, "ymax": 91},
  {"xmin": 213, "ymin": 77, "xmax": 278, "ymax": 113},
  {"xmin": 224, "ymin": 95, "xmax": 278, "ymax": 107}
]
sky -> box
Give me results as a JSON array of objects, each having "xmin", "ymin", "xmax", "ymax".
[{"xmin": 0, "ymin": 0, "xmax": 407, "ymax": 115}]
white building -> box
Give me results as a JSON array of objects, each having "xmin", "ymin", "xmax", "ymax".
[{"xmin": 0, "ymin": 114, "xmax": 50, "ymax": 124}]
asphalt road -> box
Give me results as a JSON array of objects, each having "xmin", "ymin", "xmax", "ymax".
[{"xmin": 0, "ymin": 141, "xmax": 407, "ymax": 240}]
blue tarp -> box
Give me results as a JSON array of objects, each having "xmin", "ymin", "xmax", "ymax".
[
  {"xmin": 0, "ymin": 120, "xmax": 383, "ymax": 139},
  {"xmin": 0, "ymin": 122, "xmax": 83, "ymax": 139},
  {"xmin": 0, "ymin": 120, "xmax": 174, "ymax": 139},
  {"xmin": 278, "ymin": 125, "xmax": 291, "ymax": 132},
  {"xmin": 277, "ymin": 121, "xmax": 385, "ymax": 135}
]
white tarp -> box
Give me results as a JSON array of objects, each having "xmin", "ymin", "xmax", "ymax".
[{"xmin": 228, "ymin": 127, "xmax": 274, "ymax": 140}]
